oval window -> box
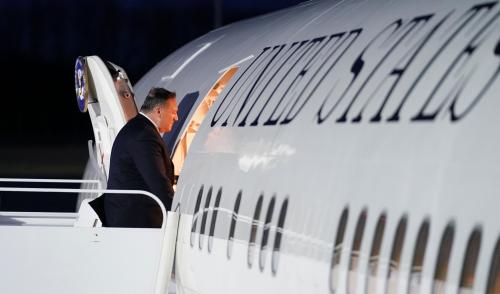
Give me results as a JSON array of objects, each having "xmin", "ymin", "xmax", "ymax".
[
  {"xmin": 330, "ymin": 207, "xmax": 349, "ymax": 292},
  {"xmin": 227, "ymin": 191, "xmax": 242, "ymax": 259}
]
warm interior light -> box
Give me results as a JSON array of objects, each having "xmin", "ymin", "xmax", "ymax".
[{"xmin": 172, "ymin": 67, "xmax": 238, "ymax": 176}]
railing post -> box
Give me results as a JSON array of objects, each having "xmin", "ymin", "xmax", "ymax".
[{"xmin": 155, "ymin": 211, "xmax": 179, "ymax": 294}]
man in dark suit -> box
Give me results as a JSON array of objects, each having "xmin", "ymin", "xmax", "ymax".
[{"xmin": 104, "ymin": 87, "xmax": 178, "ymax": 228}]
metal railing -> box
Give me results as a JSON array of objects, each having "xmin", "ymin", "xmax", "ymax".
[
  {"xmin": 0, "ymin": 178, "xmax": 101, "ymax": 185},
  {"xmin": 0, "ymin": 187, "xmax": 167, "ymax": 229}
]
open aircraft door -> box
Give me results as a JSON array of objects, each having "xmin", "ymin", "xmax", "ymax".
[{"xmin": 75, "ymin": 56, "xmax": 138, "ymax": 185}]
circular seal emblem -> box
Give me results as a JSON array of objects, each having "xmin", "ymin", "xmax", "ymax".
[{"xmin": 75, "ymin": 56, "xmax": 89, "ymax": 112}]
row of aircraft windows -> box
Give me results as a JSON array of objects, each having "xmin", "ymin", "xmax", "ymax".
[
  {"xmin": 189, "ymin": 185, "xmax": 289, "ymax": 275},
  {"xmin": 330, "ymin": 208, "xmax": 500, "ymax": 293}
]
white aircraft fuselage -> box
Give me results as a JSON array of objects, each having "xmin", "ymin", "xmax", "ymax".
[
  {"xmin": 1, "ymin": 0, "xmax": 499, "ymax": 293},
  {"xmin": 134, "ymin": 0, "xmax": 499, "ymax": 293}
]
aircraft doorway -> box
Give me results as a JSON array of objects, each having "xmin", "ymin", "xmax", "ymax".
[{"xmin": 172, "ymin": 67, "xmax": 238, "ymax": 176}]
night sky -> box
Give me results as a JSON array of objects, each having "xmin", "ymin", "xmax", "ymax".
[
  {"xmin": 0, "ymin": 0, "xmax": 304, "ymax": 178},
  {"xmin": 0, "ymin": 0, "xmax": 304, "ymax": 211}
]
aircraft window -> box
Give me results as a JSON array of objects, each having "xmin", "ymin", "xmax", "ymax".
[
  {"xmin": 208, "ymin": 188, "xmax": 222, "ymax": 253},
  {"xmin": 387, "ymin": 216, "xmax": 408, "ymax": 294},
  {"xmin": 487, "ymin": 237, "xmax": 500, "ymax": 294},
  {"xmin": 259, "ymin": 196, "xmax": 276, "ymax": 271},
  {"xmin": 433, "ymin": 224, "xmax": 455, "ymax": 294},
  {"xmin": 227, "ymin": 191, "xmax": 242, "ymax": 259},
  {"xmin": 459, "ymin": 228, "xmax": 481, "ymax": 293},
  {"xmin": 330, "ymin": 208, "xmax": 349, "ymax": 293},
  {"xmin": 198, "ymin": 186, "xmax": 213, "ymax": 250},
  {"xmin": 348, "ymin": 209, "xmax": 367, "ymax": 294},
  {"xmin": 408, "ymin": 220, "xmax": 430, "ymax": 294},
  {"xmin": 367, "ymin": 213, "xmax": 386, "ymax": 294},
  {"xmin": 171, "ymin": 67, "xmax": 239, "ymax": 177},
  {"xmin": 272, "ymin": 198, "xmax": 288, "ymax": 275},
  {"xmin": 190, "ymin": 186, "xmax": 204, "ymax": 247},
  {"xmin": 248, "ymin": 195, "xmax": 264, "ymax": 268}
]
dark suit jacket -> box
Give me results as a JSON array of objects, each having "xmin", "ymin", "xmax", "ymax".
[{"xmin": 104, "ymin": 114, "xmax": 174, "ymax": 228}]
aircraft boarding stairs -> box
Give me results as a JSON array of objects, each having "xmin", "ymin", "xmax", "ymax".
[{"xmin": 0, "ymin": 178, "xmax": 179, "ymax": 294}]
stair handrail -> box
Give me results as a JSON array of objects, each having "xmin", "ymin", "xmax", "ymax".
[
  {"xmin": 0, "ymin": 187, "xmax": 167, "ymax": 229},
  {"xmin": 0, "ymin": 178, "xmax": 101, "ymax": 185}
]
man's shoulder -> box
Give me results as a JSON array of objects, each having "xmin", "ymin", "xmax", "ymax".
[{"xmin": 117, "ymin": 115, "xmax": 158, "ymax": 142}]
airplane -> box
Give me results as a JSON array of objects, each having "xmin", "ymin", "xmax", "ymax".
[{"xmin": 1, "ymin": 0, "xmax": 500, "ymax": 293}]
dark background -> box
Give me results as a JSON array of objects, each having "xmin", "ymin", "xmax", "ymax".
[{"xmin": 0, "ymin": 0, "xmax": 304, "ymax": 211}]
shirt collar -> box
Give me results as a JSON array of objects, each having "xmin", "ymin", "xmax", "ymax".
[{"xmin": 139, "ymin": 112, "xmax": 161, "ymax": 134}]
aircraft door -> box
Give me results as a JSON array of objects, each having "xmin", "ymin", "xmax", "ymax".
[
  {"xmin": 171, "ymin": 67, "xmax": 239, "ymax": 177},
  {"xmin": 74, "ymin": 56, "xmax": 138, "ymax": 183}
]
